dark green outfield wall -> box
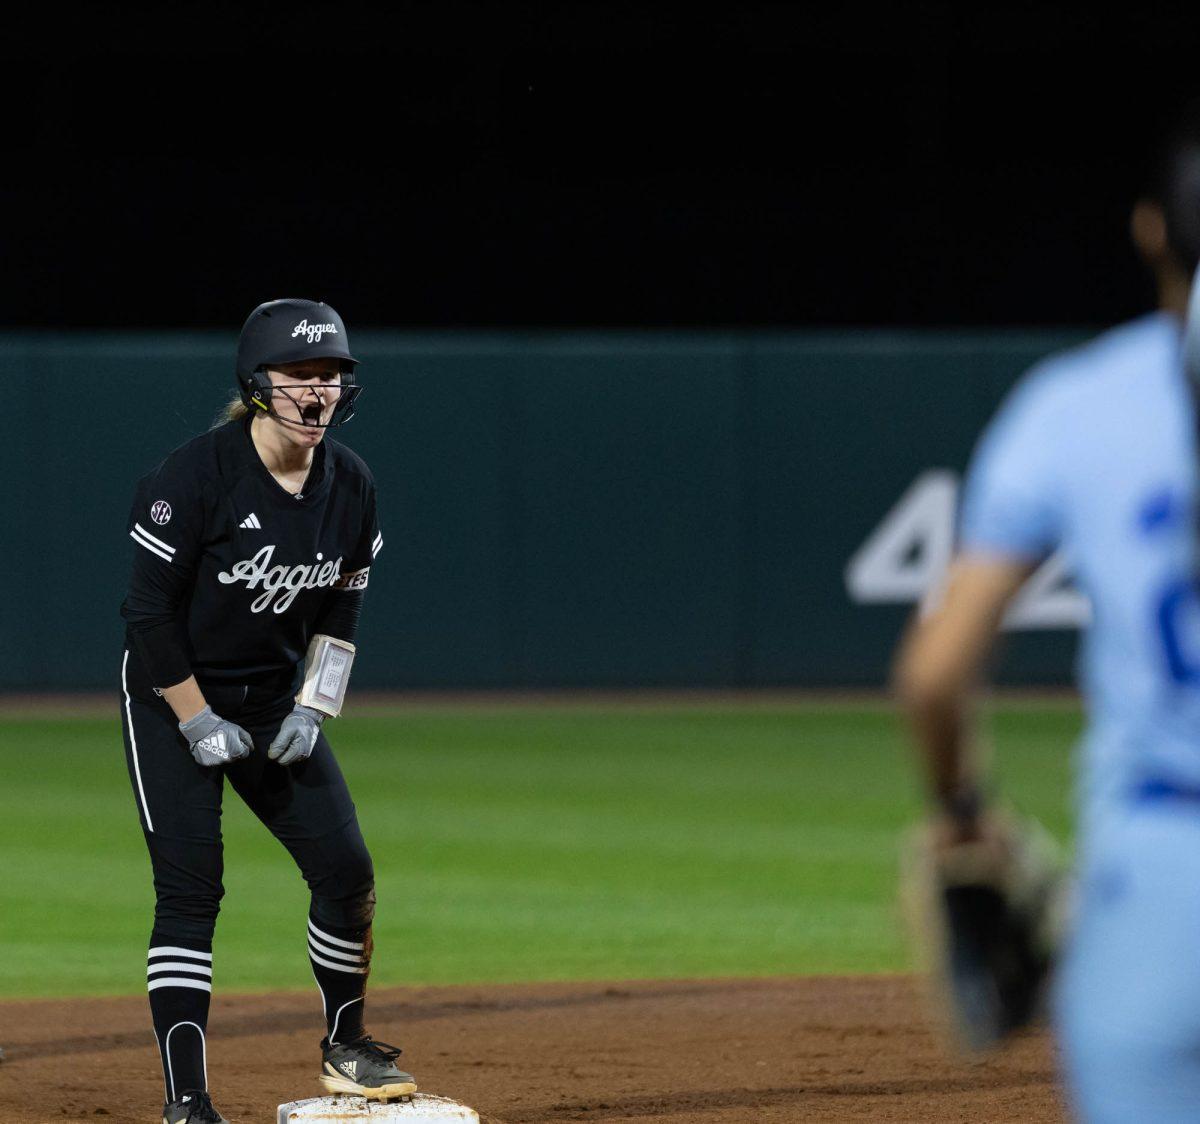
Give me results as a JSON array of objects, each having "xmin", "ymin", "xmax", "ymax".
[{"xmin": 2, "ymin": 329, "xmax": 1090, "ymax": 690}]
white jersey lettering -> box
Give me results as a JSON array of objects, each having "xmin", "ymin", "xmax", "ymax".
[{"xmin": 217, "ymin": 544, "xmax": 342, "ymax": 613}]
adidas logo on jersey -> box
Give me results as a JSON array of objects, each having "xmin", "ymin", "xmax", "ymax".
[{"xmin": 238, "ymin": 513, "xmax": 261, "ymax": 530}]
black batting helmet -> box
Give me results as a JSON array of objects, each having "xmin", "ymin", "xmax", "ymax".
[{"xmin": 235, "ymin": 298, "xmax": 362, "ymax": 427}]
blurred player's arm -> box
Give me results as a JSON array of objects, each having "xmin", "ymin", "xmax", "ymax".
[
  {"xmin": 893, "ymin": 554, "xmax": 1036, "ymax": 832},
  {"xmin": 896, "ymin": 366, "xmax": 1067, "ymax": 1047},
  {"xmin": 895, "ymin": 552, "xmax": 1067, "ymax": 1051}
]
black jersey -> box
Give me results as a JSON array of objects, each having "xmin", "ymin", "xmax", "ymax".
[{"xmin": 121, "ymin": 416, "xmax": 381, "ymax": 696}]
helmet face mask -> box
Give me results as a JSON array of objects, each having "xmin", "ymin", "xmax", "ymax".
[
  {"xmin": 236, "ymin": 299, "xmax": 361, "ymax": 427},
  {"xmin": 243, "ymin": 364, "xmax": 363, "ymax": 428}
]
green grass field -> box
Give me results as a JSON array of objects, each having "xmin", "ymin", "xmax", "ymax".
[{"xmin": 0, "ymin": 700, "xmax": 1081, "ymax": 998}]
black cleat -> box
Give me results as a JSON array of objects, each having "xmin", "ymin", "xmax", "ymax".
[
  {"xmin": 319, "ymin": 1035, "xmax": 418, "ymax": 1100},
  {"xmin": 162, "ymin": 1089, "xmax": 229, "ymax": 1123}
]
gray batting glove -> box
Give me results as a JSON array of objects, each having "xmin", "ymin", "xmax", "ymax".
[
  {"xmin": 267, "ymin": 705, "xmax": 324, "ymax": 766},
  {"xmin": 178, "ymin": 705, "xmax": 254, "ymax": 767}
]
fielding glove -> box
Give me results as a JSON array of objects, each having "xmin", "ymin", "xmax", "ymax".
[
  {"xmin": 178, "ymin": 705, "xmax": 254, "ymax": 767},
  {"xmin": 900, "ymin": 809, "xmax": 1070, "ymax": 1051},
  {"xmin": 267, "ymin": 704, "xmax": 324, "ymax": 767}
]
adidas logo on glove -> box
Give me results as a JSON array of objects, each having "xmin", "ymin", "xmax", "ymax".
[{"xmin": 195, "ymin": 732, "xmax": 229, "ymax": 761}]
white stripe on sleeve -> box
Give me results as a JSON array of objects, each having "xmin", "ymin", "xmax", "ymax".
[
  {"xmin": 131, "ymin": 527, "xmax": 174, "ymax": 562},
  {"xmin": 133, "ymin": 523, "xmax": 176, "ymax": 553}
]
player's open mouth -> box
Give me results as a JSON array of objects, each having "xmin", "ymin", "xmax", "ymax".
[{"xmin": 301, "ymin": 403, "xmax": 323, "ymax": 425}]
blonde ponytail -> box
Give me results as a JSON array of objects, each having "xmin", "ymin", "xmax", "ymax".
[{"xmin": 216, "ymin": 393, "xmax": 251, "ymax": 427}]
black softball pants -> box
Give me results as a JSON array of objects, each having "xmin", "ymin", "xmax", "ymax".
[
  {"xmin": 118, "ymin": 658, "xmax": 375, "ymax": 939},
  {"xmin": 117, "ymin": 651, "xmax": 376, "ymax": 1100}
]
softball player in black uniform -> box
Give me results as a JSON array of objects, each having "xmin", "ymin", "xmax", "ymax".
[{"xmin": 119, "ymin": 299, "xmax": 413, "ymax": 1124}]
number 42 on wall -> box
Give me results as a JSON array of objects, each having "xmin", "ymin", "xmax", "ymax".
[{"xmin": 843, "ymin": 470, "xmax": 1090, "ymax": 631}]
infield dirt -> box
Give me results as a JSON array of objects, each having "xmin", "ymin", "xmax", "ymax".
[{"xmin": 0, "ymin": 976, "xmax": 1064, "ymax": 1123}]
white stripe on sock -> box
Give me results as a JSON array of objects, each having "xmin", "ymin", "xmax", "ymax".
[
  {"xmin": 148, "ymin": 962, "xmax": 213, "ymax": 977},
  {"xmin": 312, "ymin": 967, "xmax": 329, "ymax": 1023},
  {"xmin": 149, "ymin": 946, "xmax": 213, "ymax": 962},
  {"xmin": 308, "ymin": 920, "xmax": 365, "ymax": 951},
  {"xmin": 308, "ymin": 949, "xmax": 367, "ymax": 975},
  {"xmin": 308, "ymin": 937, "xmax": 365, "ymax": 965},
  {"xmin": 148, "ymin": 978, "xmax": 213, "ymax": 992},
  {"xmin": 329, "ymin": 997, "xmax": 363, "ymax": 1045},
  {"xmin": 163, "ymin": 1021, "xmax": 207, "ymax": 1103}
]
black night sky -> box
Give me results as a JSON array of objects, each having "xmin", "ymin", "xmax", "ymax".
[{"xmin": 6, "ymin": 4, "xmax": 1199, "ymax": 330}]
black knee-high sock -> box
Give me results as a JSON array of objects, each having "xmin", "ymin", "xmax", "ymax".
[
  {"xmin": 147, "ymin": 933, "xmax": 213, "ymax": 1100},
  {"xmin": 308, "ymin": 911, "xmax": 371, "ymax": 1044}
]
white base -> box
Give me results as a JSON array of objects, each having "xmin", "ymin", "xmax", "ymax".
[{"xmin": 277, "ymin": 1094, "xmax": 480, "ymax": 1123}]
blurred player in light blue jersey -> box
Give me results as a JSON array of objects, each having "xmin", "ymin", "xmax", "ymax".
[{"xmin": 895, "ymin": 103, "xmax": 1200, "ymax": 1122}]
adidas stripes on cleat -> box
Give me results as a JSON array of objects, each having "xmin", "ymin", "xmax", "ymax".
[{"xmin": 319, "ymin": 1035, "xmax": 417, "ymax": 1100}]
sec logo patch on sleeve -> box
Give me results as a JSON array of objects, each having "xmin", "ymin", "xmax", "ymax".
[{"xmin": 150, "ymin": 500, "xmax": 173, "ymax": 525}]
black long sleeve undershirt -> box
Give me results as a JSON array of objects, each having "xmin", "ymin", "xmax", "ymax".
[
  {"xmin": 312, "ymin": 589, "xmax": 364, "ymax": 645},
  {"xmin": 127, "ymin": 618, "xmax": 194, "ymax": 690},
  {"xmin": 121, "ymin": 532, "xmax": 198, "ymax": 689}
]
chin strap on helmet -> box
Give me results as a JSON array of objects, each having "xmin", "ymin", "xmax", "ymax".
[{"xmin": 247, "ymin": 370, "xmax": 362, "ymax": 428}]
